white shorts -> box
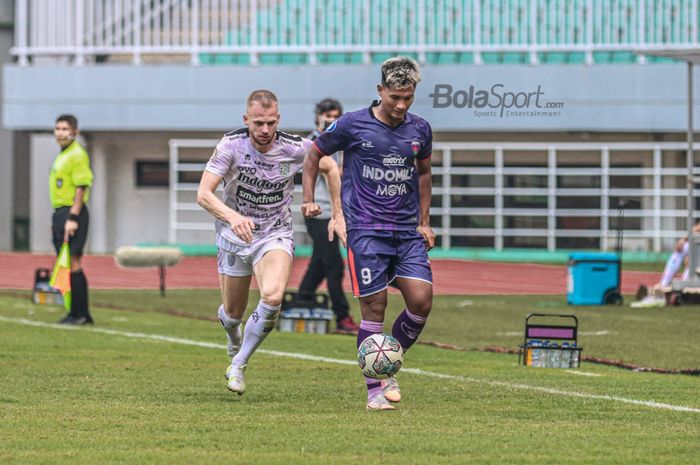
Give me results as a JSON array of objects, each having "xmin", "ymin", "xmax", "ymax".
[{"xmin": 216, "ymin": 233, "xmax": 295, "ymax": 277}]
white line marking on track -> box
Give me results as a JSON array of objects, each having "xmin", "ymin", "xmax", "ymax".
[{"xmin": 1, "ymin": 316, "xmax": 697, "ymax": 414}]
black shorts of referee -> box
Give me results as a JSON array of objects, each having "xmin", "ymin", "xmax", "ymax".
[{"xmin": 52, "ymin": 206, "xmax": 89, "ymax": 256}]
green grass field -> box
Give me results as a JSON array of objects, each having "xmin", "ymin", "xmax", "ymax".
[{"xmin": 1, "ymin": 289, "xmax": 699, "ymax": 465}]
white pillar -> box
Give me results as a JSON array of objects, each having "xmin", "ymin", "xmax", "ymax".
[
  {"xmin": 88, "ymin": 138, "xmax": 108, "ymax": 253},
  {"xmin": 29, "ymin": 134, "xmax": 57, "ymax": 253}
]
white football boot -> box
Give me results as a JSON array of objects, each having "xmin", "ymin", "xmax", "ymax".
[
  {"xmin": 381, "ymin": 377, "xmax": 401, "ymax": 403},
  {"xmin": 226, "ymin": 364, "xmax": 247, "ymax": 395},
  {"xmin": 366, "ymin": 392, "xmax": 395, "ymax": 411}
]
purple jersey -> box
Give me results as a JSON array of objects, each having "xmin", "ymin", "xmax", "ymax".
[
  {"xmin": 314, "ymin": 101, "xmax": 432, "ymax": 231},
  {"xmin": 205, "ymin": 128, "xmax": 312, "ymax": 246}
]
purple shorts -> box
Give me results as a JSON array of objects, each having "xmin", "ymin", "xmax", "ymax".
[{"xmin": 346, "ymin": 229, "xmax": 433, "ymax": 297}]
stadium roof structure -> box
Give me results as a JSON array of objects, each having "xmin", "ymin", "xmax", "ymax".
[
  {"xmin": 637, "ymin": 49, "xmax": 700, "ymax": 64},
  {"xmin": 637, "ymin": 49, "xmax": 700, "ymax": 290}
]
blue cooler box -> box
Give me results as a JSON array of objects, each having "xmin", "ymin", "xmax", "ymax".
[{"xmin": 567, "ymin": 252, "xmax": 620, "ymax": 305}]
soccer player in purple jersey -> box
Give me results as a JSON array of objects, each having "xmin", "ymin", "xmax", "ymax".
[
  {"xmin": 198, "ymin": 90, "xmax": 343, "ymax": 395},
  {"xmin": 302, "ymin": 57, "xmax": 435, "ymax": 410}
]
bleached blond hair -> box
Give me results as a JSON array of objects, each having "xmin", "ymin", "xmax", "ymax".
[{"xmin": 381, "ymin": 56, "xmax": 421, "ymax": 89}]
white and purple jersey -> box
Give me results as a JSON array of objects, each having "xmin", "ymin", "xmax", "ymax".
[
  {"xmin": 205, "ymin": 128, "xmax": 312, "ymax": 247},
  {"xmin": 314, "ymin": 101, "xmax": 433, "ymax": 231}
]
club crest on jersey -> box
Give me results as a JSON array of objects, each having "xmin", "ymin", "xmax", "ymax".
[
  {"xmin": 279, "ymin": 161, "xmax": 290, "ymax": 176},
  {"xmin": 411, "ymin": 140, "xmax": 421, "ymax": 156}
]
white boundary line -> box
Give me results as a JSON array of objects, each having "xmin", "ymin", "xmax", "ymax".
[
  {"xmin": 566, "ymin": 370, "xmax": 603, "ymax": 378},
  {"xmin": 1, "ymin": 316, "xmax": 698, "ymax": 414}
]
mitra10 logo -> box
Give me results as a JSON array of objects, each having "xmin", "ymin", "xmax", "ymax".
[{"xmin": 429, "ymin": 83, "xmax": 564, "ymax": 118}]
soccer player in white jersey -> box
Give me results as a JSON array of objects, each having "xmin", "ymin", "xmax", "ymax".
[{"xmin": 197, "ymin": 90, "xmax": 344, "ymax": 395}]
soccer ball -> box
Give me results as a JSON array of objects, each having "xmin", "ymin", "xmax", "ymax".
[{"xmin": 357, "ymin": 334, "xmax": 404, "ymax": 379}]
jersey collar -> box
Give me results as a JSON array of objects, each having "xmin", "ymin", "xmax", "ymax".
[
  {"xmin": 368, "ymin": 100, "xmax": 410, "ymax": 129},
  {"xmin": 59, "ymin": 140, "xmax": 78, "ymax": 155}
]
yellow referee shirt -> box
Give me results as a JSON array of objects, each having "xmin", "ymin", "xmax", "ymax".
[{"xmin": 49, "ymin": 140, "xmax": 93, "ymax": 209}]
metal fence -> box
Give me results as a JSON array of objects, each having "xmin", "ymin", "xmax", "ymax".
[
  {"xmin": 169, "ymin": 139, "xmax": 699, "ymax": 252},
  {"xmin": 13, "ymin": 0, "xmax": 700, "ymax": 66}
]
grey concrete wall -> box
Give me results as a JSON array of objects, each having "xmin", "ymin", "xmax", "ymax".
[
  {"xmin": 0, "ymin": 143, "xmax": 10, "ymax": 248},
  {"xmin": 0, "ymin": 0, "xmax": 12, "ymax": 23},
  {"xmin": 61, "ymin": 131, "xmax": 227, "ymax": 253},
  {"xmin": 99, "ymin": 133, "xmax": 171, "ymax": 252},
  {"xmin": 3, "ymin": 63, "xmax": 698, "ymax": 133},
  {"xmin": 0, "ymin": 0, "xmax": 15, "ymax": 250},
  {"xmin": 12, "ymin": 131, "xmax": 29, "ymax": 220},
  {"xmin": 0, "ymin": 92, "xmax": 10, "ymax": 248},
  {"xmin": 0, "ymin": 2, "xmax": 12, "ymax": 250}
]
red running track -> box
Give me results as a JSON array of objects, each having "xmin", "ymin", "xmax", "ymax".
[{"xmin": 0, "ymin": 252, "xmax": 660, "ymax": 295}]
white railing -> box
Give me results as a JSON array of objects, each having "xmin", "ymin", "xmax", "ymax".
[
  {"xmin": 169, "ymin": 138, "xmax": 698, "ymax": 252},
  {"xmin": 431, "ymin": 142, "xmax": 698, "ymax": 252},
  {"xmin": 12, "ymin": 0, "xmax": 700, "ymax": 66}
]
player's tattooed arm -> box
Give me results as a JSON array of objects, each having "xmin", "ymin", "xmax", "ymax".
[
  {"xmin": 416, "ymin": 157, "xmax": 436, "ymax": 250},
  {"xmin": 197, "ymin": 170, "xmax": 255, "ymax": 243},
  {"xmin": 319, "ymin": 156, "xmax": 347, "ymax": 247},
  {"xmin": 301, "ymin": 144, "xmax": 325, "ymax": 218}
]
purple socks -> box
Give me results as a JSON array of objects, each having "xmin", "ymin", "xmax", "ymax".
[
  {"xmin": 357, "ymin": 312, "xmax": 427, "ymax": 400},
  {"xmin": 357, "ymin": 320, "xmax": 383, "ymax": 350},
  {"xmin": 358, "ymin": 320, "xmax": 383, "ymax": 397},
  {"xmin": 391, "ymin": 309, "xmax": 427, "ymax": 352}
]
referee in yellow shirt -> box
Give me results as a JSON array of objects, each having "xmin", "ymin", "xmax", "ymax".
[{"xmin": 50, "ymin": 114, "xmax": 94, "ymax": 325}]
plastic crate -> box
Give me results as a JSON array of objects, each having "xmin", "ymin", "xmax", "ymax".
[
  {"xmin": 278, "ymin": 291, "xmax": 334, "ymax": 334},
  {"xmin": 519, "ymin": 313, "xmax": 583, "ymax": 368},
  {"xmin": 32, "ymin": 286, "xmax": 64, "ymax": 306},
  {"xmin": 278, "ymin": 308, "xmax": 335, "ymax": 334},
  {"xmin": 32, "ymin": 268, "xmax": 64, "ymax": 306}
]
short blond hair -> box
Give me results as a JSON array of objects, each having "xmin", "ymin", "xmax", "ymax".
[
  {"xmin": 247, "ymin": 89, "xmax": 278, "ymax": 108},
  {"xmin": 381, "ymin": 57, "xmax": 421, "ymax": 89}
]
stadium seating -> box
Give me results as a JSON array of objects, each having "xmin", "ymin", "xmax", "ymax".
[{"xmin": 197, "ymin": 0, "xmax": 690, "ymax": 66}]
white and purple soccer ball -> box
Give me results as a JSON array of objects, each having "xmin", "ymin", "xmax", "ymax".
[{"xmin": 357, "ymin": 334, "xmax": 404, "ymax": 379}]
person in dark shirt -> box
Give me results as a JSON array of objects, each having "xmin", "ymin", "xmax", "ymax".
[{"xmin": 297, "ymin": 98, "xmax": 359, "ymax": 332}]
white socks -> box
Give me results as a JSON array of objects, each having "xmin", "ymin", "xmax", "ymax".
[
  {"xmin": 231, "ymin": 300, "xmax": 281, "ymax": 367},
  {"xmin": 218, "ymin": 304, "xmax": 241, "ymax": 334}
]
